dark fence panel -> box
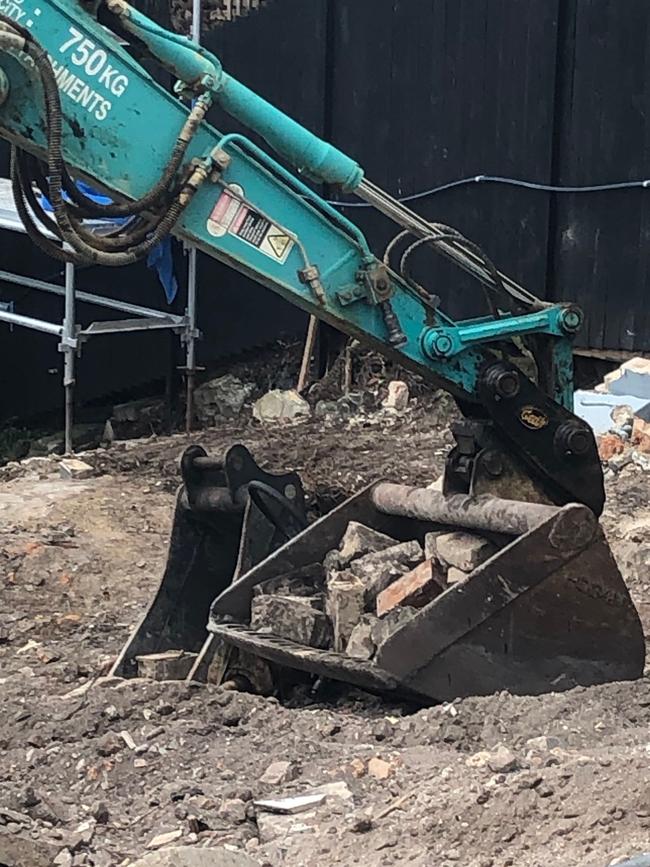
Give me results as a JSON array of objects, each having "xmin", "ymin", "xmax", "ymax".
[
  {"xmin": 550, "ymin": 0, "xmax": 650, "ymax": 352},
  {"xmin": 3, "ymin": 0, "xmax": 650, "ymax": 422},
  {"xmin": 328, "ymin": 0, "xmax": 560, "ymax": 320}
]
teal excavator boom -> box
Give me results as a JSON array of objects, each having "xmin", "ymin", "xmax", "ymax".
[
  {"xmin": 0, "ymin": 0, "xmax": 601, "ymax": 512},
  {"xmin": 0, "ymin": 0, "xmax": 645, "ymax": 702}
]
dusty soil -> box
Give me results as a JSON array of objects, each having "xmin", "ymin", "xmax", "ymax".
[{"xmin": 2, "ymin": 397, "xmax": 650, "ymax": 867}]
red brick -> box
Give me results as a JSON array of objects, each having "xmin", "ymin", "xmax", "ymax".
[
  {"xmin": 633, "ymin": 417, "xmax": 650, "ymax": 454},
  {"xmin": 376, "ymin": 559, "xmax": 444, "ymax": 617},
  {"xmin": 597, "ymin": 433, "xmax": 624, "ymax": 461}
]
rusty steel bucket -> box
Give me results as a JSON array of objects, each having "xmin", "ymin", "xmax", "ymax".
[{"xmin": 206, "ymin": 482, "xmax": 645, "ymax": 703}]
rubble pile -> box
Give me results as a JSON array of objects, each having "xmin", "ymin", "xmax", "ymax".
[
  {"xmin": 575, "ymin": 357, "xmax": 650, "ymax": 473},
  {"xmin": 250, "ymin": 520, "xmax": 500, "ymax": 664}
]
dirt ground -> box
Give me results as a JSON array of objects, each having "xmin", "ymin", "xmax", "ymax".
[{"xmin": 2, "ymin": 396, "xmax": 650, "ymax": 867}]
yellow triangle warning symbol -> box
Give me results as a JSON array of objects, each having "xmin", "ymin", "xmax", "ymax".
[{"xmin": 267, "ymin": 232, "xmax": 291, "ymax": 259}]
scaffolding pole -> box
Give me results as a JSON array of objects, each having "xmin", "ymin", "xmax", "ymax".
[
  {"xmin": 185, "ymin": 0, "xmax": 202, "ymax": 434},
  {"xmin": 61, "ymin": 262, "xmax": 76, "ymax": 455}
]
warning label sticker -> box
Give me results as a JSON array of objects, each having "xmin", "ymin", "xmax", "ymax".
[{"xmin": 206, "ymin": 185, "xmax": 294, "ymax": 264}]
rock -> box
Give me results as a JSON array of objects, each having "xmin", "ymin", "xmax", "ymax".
[
  {"xmin": 145, "ymin": 829, "xmax": 183, "ymax": 850},
  {"xmin": 0, "ymin": 832, "xmax": 63, "ymax": 867},
  {"xmin": 59, "ymin": 459, "xmax": 94, "ymax": 481},
  {"xmin": 255, "ymin": 563, "xmax": 325, "ymax": 599},
  {"xmin": 424, "ymin": 530, "xmax": 446, "ymax": 561},
  {"xmin": 375, "ymin": 559, "xmax": 444, "ymax": 616},
  {"xmin": 217, "ymin": 799, "xmax": 247, "ymax": 824},
  {"xmin": 598, "ymin": 433, "xmax": 626, "ymax": 461},
  {"xmin": 130, "ymin": 847, "xmax": 258, "ymax": 866},
  {"xmin": 326, "ymin": 571, "xmax": 365, "ymax": 651},
  {"xmin": 307, "ymin": 781, "xmax": 353, "ymax": 801},
  {"xmin": 349, "ymin": 540, "xmax": 424, "ymax": 604},
  {"xmin": 434, "ymin": 532, "xmax": 496, "ymax": 572},
  {"xmin": 256, "ymin": 812, "xmax": 317, "ymax": 844},
  {"xmin": 486, "ymin": 745, "xmax": 520, "ymax": 774},
  {"xmin": 338, "ymin": 522, "xmax": 398, "ymax": 567},
  {"xmin": 96, "ymin": 732, "xmax": 123, "ymax": 757},
  {"xmin": 372, "ymin": 606, "xmax": 417, "ymax": 648},
  {"xmin": 611, "ymin": 404, "xmax": 635, "ymax": 428},
  {"xmin": 136, "ymin": 651, "xmax": 198, "ymax": 681},
  {"xmin": 259, "ymin": 760, "xmax": 298, "ymax": 787},
  {"xmin": 53, "ymin": 849, "xmax": 73, "ymax": 867},
  {"xmin": 446, "ymin": 566, "xmax": 469, "ymax": 584},
  {"xmin": 250, "ymin": 594, "xmax": 331, "ymax": 649},
  {"xmin": 368, "ymin": 758, "xmax": 394, "ymax": 780},
  {"xmin": 253, "ymin": 389, "xmax": 311, "ymax": 423},
  {"xmin": 382, "ymin": 380, "xmax": 409, "ymax": 411},
  {"xmin": 525, "ymin": 735, "xmax": 564, "ymax": 751},
  {"xmin": 193, "ymin": 374, "xmax": 255, "ymax": 423},
  {"xmin": 346, "ymin": 615, "xmax": 377, "ymax": 660},
  {"xmin": 90, "ymin": 801, "xmax": 109, "ymax": 824}
]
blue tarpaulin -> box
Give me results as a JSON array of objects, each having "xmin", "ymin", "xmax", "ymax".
[{"xmin": 40, "ymin": 182, "xmax": 178, "ymax": 303}]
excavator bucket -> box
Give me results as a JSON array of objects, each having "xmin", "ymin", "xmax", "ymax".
[
  {"xmin": 111, "ymin": 443, "xmax": 307, "ymax": 679},
  {"xmin": 206, "ymin": 482, "xmax": 645, "ymax": 702}
]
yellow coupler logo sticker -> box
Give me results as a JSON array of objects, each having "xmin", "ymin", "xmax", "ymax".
[{"xmin": 519, "ymin": 406, "xmax": 549, "ymax": 430}]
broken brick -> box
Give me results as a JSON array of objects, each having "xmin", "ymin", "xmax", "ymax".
[
  {"xmin": 375, "ymin": 560, "xmax": 443, "ymax": 617},
  {"xmin": 350, "ymin": 540, "xmax": 423, "ymax": 604},
  {"xmin": 598, "ymin": 432, "xmax": 626, "ymax": 461}
]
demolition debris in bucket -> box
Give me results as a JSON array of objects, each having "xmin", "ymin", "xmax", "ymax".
[{"xmin": 248, "ymin": 521, "xmax": 499, "ymax": 661}]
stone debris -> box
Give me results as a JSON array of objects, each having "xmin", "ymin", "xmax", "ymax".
[
  {"xmin": 250, "ymin": 594, "xmax": 331, "ymax": 648},
  {"xmin": 131, "ymin": 847, "xmax": 259, "ymax": 866},
  {"xmin": 338, "ymin": 521, "xmax": 398, "ymax": 566},
  {"xmin": 145, "ymin": 828, "xmax": 183, "ymax": 849},
  {"xmin": 326, "ymin": 571, "xmax": 365, "ymax": 651},
  {"xmin": 381, "ymin": 380, "xmax": 410, "ymax": 411},
  {"xmin": 368, "ymin": 757, "xmax": 394, "ymax": 780},
  {"xmin": 434, "ymin": 532, "xmax": 496, "ymax": 572},
  {"xmin": 59, "ymin": 458, "xmax": 94, "ymax": 481},
  {"xmin": 136, "ymin": 650, "xmax": 198, "ymax": 681},
  {"xmin": 486, "ymin": 745, "xmax": 520, "ymax": 774},
  {"xmin": 193, "ymin": 374, "xmax": 255, "ymax": 424},
  {"xmin": 252, "ymin": 389, "xmax": 311, "ymax": 422},
  {"xmin": 245, "ymin": 520, "xmax": 502, "ymax": 671},
  {"xmin": 346, "ymin": 616, "xmax": 377, "ymax": 660},
  {"xmin": 259, "ymin": 760, "xmax": 298, "ymax": 787},
  {"xmin": 349, "ymin": 540, "xmax": 424, "ymax": 604},
  {"xmin": 254, "ymin": 793, "xmax": 325, "ymax": 814},
  {"xmin": 446, "ymin": 566, "xmax": 469, "ymax": 585}
]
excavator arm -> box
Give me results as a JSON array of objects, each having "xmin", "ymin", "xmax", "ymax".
[{"xmin": 0, "ymin": 0, "xmax": 603, "ymax": 513}]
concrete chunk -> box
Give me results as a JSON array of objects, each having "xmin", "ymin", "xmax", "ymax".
[
  {"xmin": 338, "ymin": 521, "xmax": 398, "ymax": 566},
  {"xmin": 136, "ymin": 651, "xmax": 198, "ymax": 681},
  {"xmin": 446, "ymin": 566, "xmax": 469, "ymax": 585},
  {"xmin": 372, "ymin": 606, "xmax": 418, "ymax": 649},
  {"xmin": 253, "ymin": 389, "xmax": 310, "ymax": 422},
  {"xmin": 434, "ymin": 532, "xmax": 496, "ymax": 572},
  {"xmin": 375, "ymin": 559, "xmax": 444, "ymax": 616},
  {"xmin": 250, "ymin": 594, "xmax": 331, "ymax": 649},
  {"xmin": 346, "ymin": 615, "xmax": 378, "ymax": 660},
  {"xmin": 59, "ymin": 458, "xmax": 94, "ymax": 480},
  {"xmin": 381, "ymin": 380, "xmax": 409, "ymax": 411},
  {"xmin": 326, "ymin": 571, "xmax": 365, "ymax": 651},
  {"xmin": 349, "ymin": 540, "xmax": 423, "ymax": 604}
]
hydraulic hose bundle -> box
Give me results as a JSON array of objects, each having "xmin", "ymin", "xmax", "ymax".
[{"xmin": 0, "ymin": 13, "xmax": 210, "ymax": 266}]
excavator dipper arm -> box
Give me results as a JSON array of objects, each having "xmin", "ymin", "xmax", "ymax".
[{"xmin": 0, "ymin": 0, "xmax": 603, "ymax": 513}]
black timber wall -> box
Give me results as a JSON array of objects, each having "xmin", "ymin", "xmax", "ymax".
[{"xmin": 2, "ymin": 0, "xmax": 650, "ymax": 420}]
